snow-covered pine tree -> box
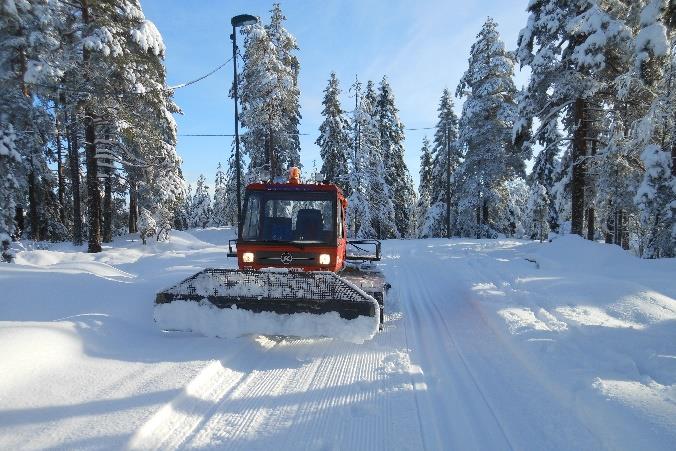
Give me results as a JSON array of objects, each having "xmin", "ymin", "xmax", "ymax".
[
  {"xmin": 176, "ymin": 183, "xmax": 193, "ymax": 230},
  {"xmin": 240, "ymin": 6, "xmax": 301, "ymax": 179},
  {"xmin": 525, "ymin": 181, "xmax": 551, "ymax": 242},
  {"xmin": 266, "ymin": 3, "xmax": 301, "ymax": 168},
  {"xmin": 0, "ymin": 0, "xmax": 183, "ymax": 247},
  {"xmin": 376, "ymin": 77, "xmax": 415, "ymax": 238},
  {"xmin": 137, "ymin": 207, "xmax": 156, "ymax": 245},
  {"xmin": 574, "ymin": 1, "xmax": 672, "ymax": 250},
  {"xmin": 190, "ymin": 175, "xmax": 212, "ymax": 229},
  {"xmin": 527, "ymin": 119, "xmax": 561, "ymax": 234},
  {"xmin": 424, "ymin": 89, "xmax": 460, "ymax": 238},
  {"xmin": 345, "ymin": 79, "xmax": 374, "ymax": 238},
  {"xmin": 416, "ymin": 137, "xmax": 434, "ymax": 237},
  {"xmin": 455, "ymin": 18, "xmax": 520, "ymax": 238},
  {"xmin": 363, "ymin": 81, "xmax": 397, "ymax": 239},
  {"xmin": 635, "ymin": 144, "xmax": 675, "ymax": 257},
  {"xmin": 492, "ymin": 177, "xmax": 528, "ymax": 238},
  {"xmin": 317, "ymin": 72, "xmax": 351, "ymax": 191},
  {"xmin": 212, "ymin": 163, "xmax": 229, "ymax": 227},
  {"xmin": 632, "ymin": 2, "xmax": 675, "ymax": 257},
  {"xmin": 224, "ymin": 146, "xmax": 243, "ymax": 227},
  {"xmin": 0, "ymin": 0, "xmax": 61, "ymax": 242},
  {"xmin": 0, "ymin": 121, "xmax": 20, "ymax": 240},
  {"xmin": 517, "ymin": 1, "xmax": 632, "ymax": 238}
]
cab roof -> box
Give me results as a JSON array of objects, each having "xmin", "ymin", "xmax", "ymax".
[{"xmin": 246, "ymin": 182, "xmax": 344, "ymax": 196}]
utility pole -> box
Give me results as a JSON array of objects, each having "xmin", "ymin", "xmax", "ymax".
[
  {"xmin": 231, "ymin": 29, "xmax": 242, "ymax": 238},
  {"xmin": 230, "ymin": 14, "xmax": 258, "ymax": 239}
]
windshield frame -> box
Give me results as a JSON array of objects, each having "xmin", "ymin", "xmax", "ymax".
[{"xmin": 240, "ymin": 189, "xmax": 338, "ymax": 246}]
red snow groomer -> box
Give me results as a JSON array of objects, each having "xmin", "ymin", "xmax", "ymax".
[{"xmin": 154, "ymin": 167, "xmax": 388, "ymax": 342}]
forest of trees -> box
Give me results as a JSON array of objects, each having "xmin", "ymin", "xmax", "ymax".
[
  {"xmin": 0, "ymin": 0, "xmax": 184, "ymax": 252},
  {"xmin": 1, "ymin": 1, "xmax": 674, "ymax": 258},
  {"xmin": 311, "ymin": 1, "xmax": 676, "ymax": 258}
]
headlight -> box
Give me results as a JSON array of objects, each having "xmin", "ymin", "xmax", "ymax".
[
  {"xmin": 242, "ymin": 252, "xmax": 254, "ymax": 263},
  {"xmin": 319, "ymin": 253, "xmax": 331, "ymax": 265}
]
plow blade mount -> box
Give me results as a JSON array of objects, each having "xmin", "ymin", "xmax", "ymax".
[{"xmin": 154, "ymin": 269, "xmax": 380, "ymax": 343}]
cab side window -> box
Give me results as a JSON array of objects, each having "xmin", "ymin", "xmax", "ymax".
[{"xmin": 338, "ymin": 204, "xmax": 345, "ymax": 239}]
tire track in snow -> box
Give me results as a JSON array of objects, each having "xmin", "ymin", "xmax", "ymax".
[
  {"xmin": 165, "ymin": 305, "xmax": 423, "ymax": 450},
  {"xmin": 128, "ymin": 337, "xmax": 279, "ymax": 450},
  {"xmin": 194, "ymin": 349, "xmax": 302, "ymax": 448},
  {"xmin": 186, "ymin": 337, "xmax": 404, "ymax": 450}
]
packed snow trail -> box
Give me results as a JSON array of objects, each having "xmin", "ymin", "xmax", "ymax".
[
  {"xmin": 1, "ymin": 229, "xmax": 675, "ymax": 450},
  {"xmin": 384, "ymin": 241, "xmax": 604, "ymax": 450}
]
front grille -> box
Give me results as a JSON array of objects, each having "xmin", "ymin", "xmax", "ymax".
[{"xmin": 255, "ymin": 250, "xmax": 317, "ymax": 265}]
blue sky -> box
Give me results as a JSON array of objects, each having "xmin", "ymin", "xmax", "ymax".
[{"xmin": 142, "ymin": 0, "xmax": 531, "ymax": 190}]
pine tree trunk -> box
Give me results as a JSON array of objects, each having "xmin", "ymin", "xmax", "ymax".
[
  {"xmin": 586, "ymin": 138, "xmax": 597, "ymax": 241},
  {"xmin": 671, "ymin": 136, "xmax": 676, "ymax": 177},
  {"xmin": 28, "ymin": 168, "xmax": 39, "ymax": 240},
  {"xmin": 128, "ymin": 179, "xmax": 138, "ymax": 233},
  {"xmin": 621, "ymin": 211, "xmax": 629, "ymax": 250},
  {"xmin": 68, "ymin": 113, "xmax": 83, "ymax": 245},
  {"xmin": 85, "ymin": 113, "xmax": 101, "ymax": 253},
  {"xmin": 56, "ymin": 117, "xmax": 66, "ymax": 226},
  {"xmin": 586, "ymin": 208, "xmax": 594, "ymax": 241},
  {"xmin": 571, "ymin": 97, "xmax": 587, "ymax": 236},
  {"xmin": 39, "ymin": 180, "xmax": 49, "ymax": 240},
  {"xmin": 102, "ymin": 173, "xmax": 112, "ymax": 243},
  {"xmin": 604, "ymin": 206, "xmax": 613, "ymax": 244},
  {"xmin": 614, "ymin": 209, "xmax": 629, "ymax": 249},
  {"xmin": 482, "ymin": 200, "xmax": 489, "ymax": 229}
]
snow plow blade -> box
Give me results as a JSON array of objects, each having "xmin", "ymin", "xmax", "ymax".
[{"xmin": 154, "ymin": 269, "xmax": 380, "ymax": 343}]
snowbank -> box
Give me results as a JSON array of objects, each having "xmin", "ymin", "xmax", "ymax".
[
  {"xmin": 472, "ymin": 235, "xmax": 676, "ymax": 449},
  {"xmin": 154, "ymin": 300, "xmax": 380, "ymax": 344}
]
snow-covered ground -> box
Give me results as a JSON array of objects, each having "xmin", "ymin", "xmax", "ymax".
[{"xmin": 1, "ymin": 228, "xmax": 674, "ymax": 450}]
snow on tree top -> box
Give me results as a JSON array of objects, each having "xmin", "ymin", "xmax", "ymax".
[{"xmin": 131, "ymin": 20, "xmax": 165, "ymax": 56}]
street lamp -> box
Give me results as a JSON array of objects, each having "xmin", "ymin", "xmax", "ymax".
[{"xmin": 230, "ymin": 14, "xmax": 258, "ymax": 239}]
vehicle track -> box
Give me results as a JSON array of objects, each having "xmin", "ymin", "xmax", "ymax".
[
  {"xmin": 130, "ymin": 316, "xmax": 425, "ymax": 450},
  {"xmin": 128, "ymin": 337, "xmax": 280, "ymax": 450},
  {"xmin": 386, "ymin": 244, "xmax": 514, "ymax": 450}
]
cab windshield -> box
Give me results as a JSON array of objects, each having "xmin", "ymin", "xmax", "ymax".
[{"xmin": 242, "ymin": 190, "xmax": 337, "ymax": 244}]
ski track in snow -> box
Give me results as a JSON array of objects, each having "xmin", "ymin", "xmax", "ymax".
[{"xmin": 1, "ymin": 229, "xmax": 675, "ymax": 450}]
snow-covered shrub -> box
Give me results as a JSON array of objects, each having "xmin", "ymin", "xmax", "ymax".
[
  {"xmin": 190, "ymin": 175, "xmax": 212, "ymax": 228},
  {"xmin": 138, "ymin": 208, "xmax": 156, "ymax": 245},
  {"xmin": 634, "ymin": 144, "xmax": 675, "ymax": 258},
  {"xmin": 47, "ymin": 220, "xmax": 69, "ymax": 243},
  {"xmin": 1, "ymin": 239, "xmax": 14, "ymax": 263},
  {"xmin": 525, "ymin": 182, "xmax": 550, "ymax": 242},
  {"xmin": 154, "ymin": 206, "xmax": 173, "ymax": 242}
]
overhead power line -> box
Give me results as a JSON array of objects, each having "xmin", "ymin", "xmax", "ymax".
[
  {"xmin": 22, "ymin": 58, "xmax": 232, "ymax": 97},
  {"xmin": 179, "ymin": 127, "xmax": 436, "ymax": 137},
  {"xmin": 167, "ymin": 59, "xmax": 231, "ymax": 90},
  {"xmin": 179, "ymin": 132, "xmax": 312, "ymax": 137}
]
